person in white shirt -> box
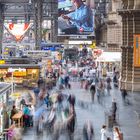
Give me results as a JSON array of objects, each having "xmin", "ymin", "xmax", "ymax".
[{"xmin": 101, "ymin": 125, "xmax": 108, "ymax": 140}]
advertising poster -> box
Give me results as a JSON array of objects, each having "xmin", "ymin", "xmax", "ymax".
[
  {"xmin": 58, "ymin": 0, "xmax": 95, "ymax": 36},
  {"xmin": 134, "ymin": 35, "xmax": 140, "ymax": 67}
]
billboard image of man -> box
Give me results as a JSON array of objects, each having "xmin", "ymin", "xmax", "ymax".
[{"xmin": 58, "ymin": 0, "xmax": 94, "ymax": 35}]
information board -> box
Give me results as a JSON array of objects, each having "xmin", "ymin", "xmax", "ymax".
[{"xmin": 134, "ymin": 35, "xmax": 140, "ymax": 67}]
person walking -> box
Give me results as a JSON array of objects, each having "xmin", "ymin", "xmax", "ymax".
[
  {"xmin": 113, "ymin": 127, "xmax": 121, "ymax": 140},
  {"xmin": 106, "ymin": 76, "xmax": 112, "ymax": 95},
  {"xmin": 23, "ymin": 105, "xmax": 30, "ymax": 127},
  {"xmin": 100, "ymin": 125, "xmax": 108, "ymax": 140},
  {"xmin": 64, "ymin": 75, "xmax": 70, "ymax": 88},
  {"xmin": 112, "ymin": 99, "xmax": 117, "ymax": 123},
  {"xmin": 83, "ymin": 120, "xmax": 94, "ymax": 140},
  {"xmin": 10, "ymin": 105, "xmax": 18, "ymax": 124},
  {"xmin": 97, "ymin": 80, "xmax": 104, "ymax": 104},
  {"xmin": 90, "ymin": 82, "xmax": 96, "ymax": 103},
  {"xmin": 121, "ymin": 89, "xmax": 128, "ymax": 104}
]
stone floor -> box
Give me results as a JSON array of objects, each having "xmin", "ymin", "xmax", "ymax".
[{"xmin": 17, "ymin": 81, "xmax": 140, "ymax": 140}]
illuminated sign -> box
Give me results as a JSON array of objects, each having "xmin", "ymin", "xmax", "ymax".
[
  {"xmin": 8, "ymin": 68, "xmax": 27, "ymax": 77},
  {"xmin": 13, "ymin": 71, "xmax": 26, "ymax": 77},
  {"xmin": 134, "ymin": 35, "xmax": 140, "ymax": 67}
]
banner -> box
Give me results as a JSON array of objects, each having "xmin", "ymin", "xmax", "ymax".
[
  {"xmin": 134, "ymin": 35, "xmax": 140, "ymax": 67},
  {"xmin": 5, "ymin": 23, "xmax": 32, "ymax": 42},
  {"xmin": 58, "ymin": 0, "xmax": 94, "ymax": 36}
]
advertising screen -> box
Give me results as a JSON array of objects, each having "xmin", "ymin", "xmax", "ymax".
[{"xmin": 58, "ymin": 0, "xmax": 94, "ymax": 36}]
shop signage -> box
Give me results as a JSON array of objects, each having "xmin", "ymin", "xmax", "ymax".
[
  {"xmin": 8, "ymin": 68, "xmax": 26, "ymax": 72},
  {"xmin": 8, "ymin": 68, "xmax": 27, "ymax": 77},
  {"xmin": 134, "ymin": 35, "xmax": 140, "ymax": 67},
  {"xmin": 13, "ymin": 71, "xmax": 26, "ymax": 77}
]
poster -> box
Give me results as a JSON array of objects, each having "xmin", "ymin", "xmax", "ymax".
[{"xmin": 58, "ymin": 0, "xmax": 94, "ymax": 36}]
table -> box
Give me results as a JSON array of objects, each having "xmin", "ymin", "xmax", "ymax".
[{"xmin": 12, "ymin": 112, "xmax": 23, "ymax": 127}]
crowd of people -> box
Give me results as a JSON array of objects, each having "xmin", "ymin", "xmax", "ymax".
[{"xmin": 4, "ymin": 49, "xmax": 126, "ymax": 140}]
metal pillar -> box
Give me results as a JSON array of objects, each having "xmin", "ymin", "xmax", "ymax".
[
  {"xmin": 34, "ymin": 0, "xmax": 43, "ymax": 50},
  {"xmin": 0, "ymin": 3, "xmax": 4, "ymax": 55}
]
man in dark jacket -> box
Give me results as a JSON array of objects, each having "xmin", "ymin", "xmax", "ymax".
[{"xmin": 90, "ymin": 82, "xmax": 96, "ymax": 103}]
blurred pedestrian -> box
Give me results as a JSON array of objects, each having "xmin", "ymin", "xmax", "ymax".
[
  {"xmin": 64, "ymin": 75, "xmax": 70, "ymax": 88},
  {"xmin": 67, "ymin": 104, "xmax": 76, "ymax": 140},
  {"xmin": 113, "ymin": 127, "xmax": 121, "ymax": 140},
  {"xmin": 29, "ymin": 105, "xmax": 34, "ymax": 127},
  {"xmin": 101, "ymin": 125, "xmax": 108, "ymax": 140},
  {"xmin": 112, "ymin": 99, "xmax": 117, "ymax": 123},
  {"xmin": 121, "ymin": 89, "xmax": 128, "ymax": 104},
  {"xmin": 106, "ymin": 76, "xmax": 112, "ymax": 95},
  {"xmin": 10, "ymin": 105, "xmax": 18, "ymax": 124},
  {"xmin": 83, "ymin": 120, "xmax": 94, "ymax": 140},
  {"xmin": 90, "ymin": 82, "xmax": 96, "ymax": 103},
  {"xmin": 23, "ymin": 105, "xmax": 30, "ymax": 127},
  {"xmin": 97, "ymin": 80, "xmax": 104, "ymax": 104}
]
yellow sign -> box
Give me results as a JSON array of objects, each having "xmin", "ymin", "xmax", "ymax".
[
  {"xmin": 13, "ymin": 71, "xmax": 27, "ymax": 77},
  {"xmin": 0, "ymin": 60, "xmax": 5, "ymax": 64},
  {"xmin": 134, "ymin": 35, "xmax": 140, "ymax": 67},
  {"xmin": 90, "ymin": 42, "xmax": 96, "ymax": 49}
]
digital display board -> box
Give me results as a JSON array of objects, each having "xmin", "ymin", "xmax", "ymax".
[{"xmin": 58, "ymin": 0, "xmax": 95, "ymax": 36}]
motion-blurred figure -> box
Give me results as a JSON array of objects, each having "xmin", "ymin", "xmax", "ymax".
[
  {"xmin": 83, "ymin": 120, "xmax": 94, "ymax": 140},
  {"xmin": 90, "ymin": 82, "xmax": 96, "ymax": 103}
]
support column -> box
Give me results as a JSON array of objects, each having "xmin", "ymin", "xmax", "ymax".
[
  {"xmin": 120, "ymin": 14, "xmax": 127, "ymax": 89},
  {"xmin": 125, "ymin": 14, "xmax": 133, "ymax": 90},
  {"xmin": 0, "ymin": 4, "xmax": 4, "ymax": 55},
  {"xmin": 120, "ymin": 47, "xmax": 127, "ymax": 89},
  {"xmin": 132, "ymin": 13, "xmax": 140, "ymax": 91},
  {"xmin": 122, "ymin": 15, "xmax": 127, "ymax": 46},
  {"xmin": 34, "ymin": 0, "xmax": 43, "ymax": 50},
  {"xmin": 50, "ymin": 0, "xmax": 58, "ymax": 42}
]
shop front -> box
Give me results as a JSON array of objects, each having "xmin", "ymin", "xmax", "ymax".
[
  {"xmin": 95, "ymin": 52, "xmax": 121, "ymax": 77},
  {"xmin": 0, "ymin": 64, "xmax": 40, "ymax": 88},
  {"xmin": 0, "ymin": 83, "xmax": 12, "ymax": 133}
]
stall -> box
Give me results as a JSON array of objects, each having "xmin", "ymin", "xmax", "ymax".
[
  {"xmin": 95, "ymin": 52, "xmax": 121, "ymax": 76},
  {"xmin": 0, "ymin": 64, "xmax": 40, "ymax": 88}
]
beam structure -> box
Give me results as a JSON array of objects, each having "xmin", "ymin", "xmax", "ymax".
[
  {"xmin": 0, "ymin": 3, "xmax": 4, "ymax": 55},
  {"xmin": 34, "ymin": 0, "xmax": 43, "ymax": 49},
  {"xmin": 50, "ymin": 0, "xmax": 58, "ymax": 42}
]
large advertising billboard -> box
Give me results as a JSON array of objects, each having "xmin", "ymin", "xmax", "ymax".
[{"xmin": 58, "ymin": 0, "xmax": 94, "ymax": 36}]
